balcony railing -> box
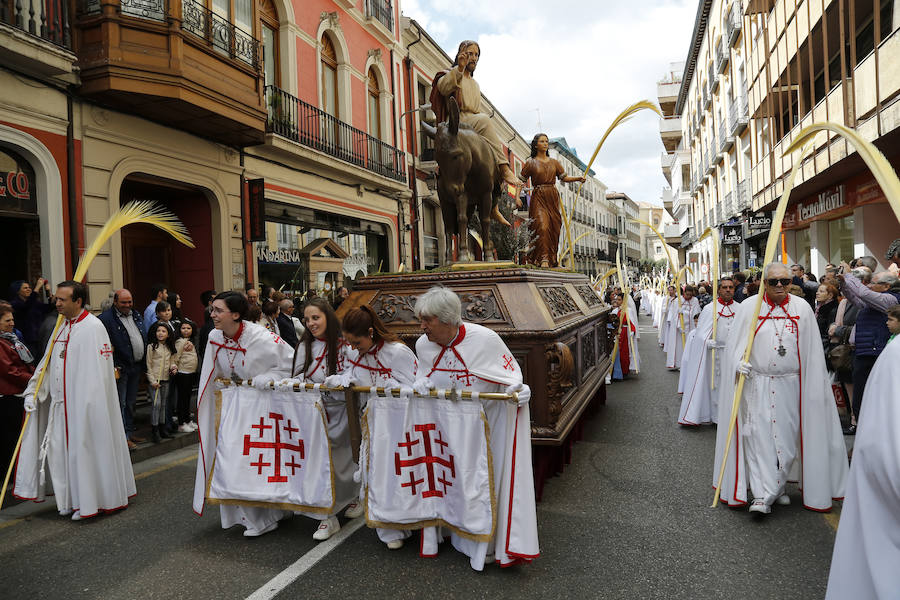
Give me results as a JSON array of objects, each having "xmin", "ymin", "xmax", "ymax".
[
  {"xmin": 736, "ymin": 178, "xmax": 751, "ymax": 211},
  {"xmin": 120, "ymin": 0, "xmax": 166, "ymax": 21},
  {"xmin": 681, "ymin": 226, "xmax": 694, "ymax": 248},
  {"xmin": 728, "ymin": 94, "xmax": 749, "ymax": 136},
  {"xmin": 5, "ymin": 0, "xmax": 71, "ymax": 47},
  {"xmin": 181, "ymin": 0, "xmax": 260, "ymax": 69},
  {"xmin": 723, "ymin": 191, "xmax": 734, "ymax": 218},
  {"xmin": 364, "ymin": 0, "xmax": 393, "ymax": 32},
  {"xmin": 727, "ymin": 2, "xmax": 742, "ymax": 46},
  {"xmin": 716, "ymin": 37, "xmax": 729, "ymax": 75},
  {"xmin": 708, "ymin": 61, "xmax": 719, "ymax": 93},
  {"xmin": 266, "ymin": 85, "xmax": 406, "ymax": 182}
]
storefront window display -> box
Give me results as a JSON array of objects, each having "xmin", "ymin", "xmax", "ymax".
[
  {"xmin": 828, "ymin": 215, "xmax": 854, "ymax": 266},
  {"xmin": 795, "ymin": 227, "xmax": 811, "ymax": 271}
]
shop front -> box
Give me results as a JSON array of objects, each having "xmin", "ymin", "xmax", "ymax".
[
  {"xmin": 743, "ymin": 210, "xmax": 772, "ymax": 269},
  {"xmin": 720, "ymin": 221, "xmax": 744, "ymax": 273},
  {"xmin": 257, "ymin": 200, "xmax": 390, "ymax": 298}
]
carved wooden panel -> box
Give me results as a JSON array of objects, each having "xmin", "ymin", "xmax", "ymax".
[
  {"xmin": 582, "ymin": 330, "xmax": 596, "ymax": 375},
  {"xmin": 538, "ymin": 285, "xmax": 579, "ymax": 320},
  {"xmin": 575, "ymin": 284, "xmax": 603, "ymax": 309},
  {"xmin": 370, "ymin": 288, "xmax": 507, "ymax": 324}
]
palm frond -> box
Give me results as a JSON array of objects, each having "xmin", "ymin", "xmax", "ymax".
[{"xmin": 74, "ymin": 200, "xmax": 194, "ymax": 281}]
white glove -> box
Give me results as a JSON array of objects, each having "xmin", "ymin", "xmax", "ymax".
[
  {"xmin": 353, "ymin": 468, "xmax": 362, "ymax": 483},
  {"xmin": 505, "ymin": 382, "xmax": 531, "ymax": 405},
  {"xmin": 23, "ymin": 395, "xmax": 37, "ymax": 413},
  {"xmin": 412, "ymin": 377, "xmax": 435, "ymax": 396},
  {"xmin": 324, "ymin": 373, "xmax": 354, "ymax": 389},
  {"xmin": 252, "ymin": 373, "xmax": 277, "ymax": 390},
  {"xmin": 381, "ymin": 378, "xmax": 401, "ymax": 395},
  {"xmin": 398, "ymin": 386, "xmax": 414, "ymax": 400},
  {"xmin": 737, "ymin": 361, "xmax": 753, "ymax": 377},
  {"xmin": 274, "ymin": 378, "xmax": 301, "ymax": 392}
]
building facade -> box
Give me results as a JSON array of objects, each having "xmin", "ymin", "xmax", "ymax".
[
  {"xmin": 746, "ymin": 0, "xmax": 900, "ymax": 274},
  {"xmin": 638, "ymin": 201, "xmax": 681, "ymax": 270},
  {"xmin": 606, "ymin": 192, "xmax": 642, "ymax": 277}
]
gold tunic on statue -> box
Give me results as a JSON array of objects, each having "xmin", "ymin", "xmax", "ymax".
[
  {"xmin": 521, "ymin": 157, "xmax": 565, "ymax": 267},
  {"xmin": 436, "ymin": 69, "xmax": 509, "ymax": 166}
]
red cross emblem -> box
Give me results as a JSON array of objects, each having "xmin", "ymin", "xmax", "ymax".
[
  {"xmin": 243, "ymin": 412, "xmax": 304, "ymax": 483},
  {"xmin": 502, "ymin": 354, "xmax": 515, "ymax": 371},
  {"xmin": 394, "ymin": 424, "xmax": 455, "ymax": 498},
  {"xmin": 100, "ymin": 343, "xmax": 114, "ymax": 359}
]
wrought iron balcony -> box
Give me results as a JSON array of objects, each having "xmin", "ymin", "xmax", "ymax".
[
  {"xmin": 723, "ymin": 191, "xmax": 734, "ymax": 218},
  {"xmin": 728, "ymin": 94, "xmax": 749, "ymax": 136},
  {"xmin": 727, "ymin": 2, "xmax": 742, "ymax": 46},
  {"xmin": 708, "ymin": 61, "xmax": 719, "ymax": 93},
  {"xmin": 181, "ymin": 0, "xmax": 260, "ymax": 69},
  {"xmin": 4, "ymin": 0, "xmax": 71, "ymax": 47},
  {"xmin": 364, "ymin": 0, "xmax": 393, "ymax": 32},
  {"xmin": 266, "ymin": 85, "xmax": 407, "ymax": 182},
  {"xmin": 736, "ymin": 178, "xmax": 751, "ymax": 211},
  {"xmin": 681, "ymin": 226, "xmax": 694, "ymax": 248},
  {"xmin": 80, "ymin": 0, "xmax": 167, "ymax": 22},
  {"xmin": 715, "ymin": 37, "xmax": 729, "ymax": 75}
]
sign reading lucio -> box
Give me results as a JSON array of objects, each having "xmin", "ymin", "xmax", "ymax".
[{"xmin": 722, "ymin": 225, "xmax": 743, "ymax": 245}]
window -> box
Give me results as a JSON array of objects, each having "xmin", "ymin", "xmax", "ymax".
[
  {"xmin": 260, "ymin": 0, "xmax": 279, "ymax": 88},
  {"xmin": 367, "ymin": 68, "xmax": 382, "ymax": 140},
  {"xmin": 417, "ymin": 80, "xmax": 434, "ymax": 160},
  {"xmin": 321, "ymin": 35, "xmax": 339, "ymax": 118}
]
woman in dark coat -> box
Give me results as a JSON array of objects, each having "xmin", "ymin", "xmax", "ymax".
[
  {"xmin": 0, "ymin": 301, "xmax": 35, "ymax": 483},
  {"xmin": 8, "ymin": 278, "xmax": 53, "ymax": 356}
]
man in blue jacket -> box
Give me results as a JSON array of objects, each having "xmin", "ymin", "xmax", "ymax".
[{"xmin": 98, "ymin": 289, "xmax": 145, "ymax": 449}]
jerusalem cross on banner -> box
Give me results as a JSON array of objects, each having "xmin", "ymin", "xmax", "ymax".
[
  {"xmin": 362, "ymin": 395, "xmax": 495, "ymax": 542},
  {"xmin": 207, "ymin": 387, "xmax": 335, "ymax": 513}
]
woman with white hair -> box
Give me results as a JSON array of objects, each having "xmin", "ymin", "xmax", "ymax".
[{"xmin": 411, "ymin": 286, "xmax": 539, "ymax": 570}]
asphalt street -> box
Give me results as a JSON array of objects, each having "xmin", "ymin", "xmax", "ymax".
[{"xmin": 0, "ymin": 313, "xmax": 841, "ymax": 599}]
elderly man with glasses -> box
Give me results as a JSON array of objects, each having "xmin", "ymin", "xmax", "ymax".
[
  {"xmin": 837, "ymin": 260, "xmax": 900, "ymax": 432},
  {"xmin": 713, "ymin": 262, "xmax": 848, "ymax": 515}
]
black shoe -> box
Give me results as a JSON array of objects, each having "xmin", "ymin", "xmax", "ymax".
[
  {"xmin": 152, "ymin": 426, "xmax": 162, "ymax": 444},
  {"xmin": 842, "ymin": 424, "xmax": 857, "ymax": 436},
  {"xmin": 159, "ymin": 425, "xmax": 174, "ymax": 439}
]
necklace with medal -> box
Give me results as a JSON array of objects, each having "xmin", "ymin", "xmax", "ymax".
[
  {"xmin": 772, "ymin": 307, "xmax": 790, "ymax": 357},
  {"xmin": 56, "ymin": 322, "xmax": 72, "ymax": 359}
]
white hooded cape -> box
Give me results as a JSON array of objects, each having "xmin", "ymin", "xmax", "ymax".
[
  {"xmin": 826, "ymin": 337, "xmax": 900, "ymax": 599},
  {"xmin": 677, "ymin": 298, "xmax": 738, "ymax": 425},
  {"xmin": 14, "ymin": 310, "xmax": 136, "ymax": 518},
  {"xmin": 415, "ymin": 322, "xmax": 539, "ymax": 570},
  {"xmin": 192, "ymin": 321, "xmax": 294, "ymax": 523},
  {"xmin": 712, "ymin": 294, "xmax": 848, "ymax": 510}
]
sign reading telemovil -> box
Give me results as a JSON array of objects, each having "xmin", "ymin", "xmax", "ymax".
[{"xmin": 783, "ymin": 185, "xmax": 848, "ymax": 229}]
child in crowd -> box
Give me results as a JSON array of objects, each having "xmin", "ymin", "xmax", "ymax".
[
  {"xmin": 146, "ymin": 321, "xmax": 177, "ymax": 443},
  {"xmin": 153, "ymin": 300, "xmax": 179, "ymax": 429},
  {"xmin": 888, "ymin": 304, "xmax": 900, "ymax": 344},
  {"xmin": 153, "ymin": 301, "xmax": 176, "ymax": 340},
  {"xmin": 174, "ymin": 320, "xmax": 199, "ymax": 432}
]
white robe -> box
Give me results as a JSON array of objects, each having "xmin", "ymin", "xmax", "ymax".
[
  {"xmin": 415, "ymin": 322, "xmax": 539, "ymax": 571},
  {"xmin": 657, "ymin": 295, "xmax": 675, "ymax": 346},
  {"xmin": 347, "ymin": 340, "xmax": 417, "ymax": 544},
  {"xmin": 665, "ymin": 296, "xmax": 700, "ymax": 369},
  {"xmin": 677, "ymin": 298, "xmax": 738, "ymax": 425},
  {"xmin": 826, "ymin": 337, "xmax": 900, "ymax": 599},
  {"xmin": 192, "ymin": 321, "xmax": 295, "ymax": 532},
  {"xmin": 713, "ymin": 294, "xmax": 848, "ymax": 509},
  {"xmin": 292, "ymin": 337, "xmax": 359, "ymax": 517},
  {"xmin": 14, "ymin": 310, "xmax": 136, "ymax": 518}
]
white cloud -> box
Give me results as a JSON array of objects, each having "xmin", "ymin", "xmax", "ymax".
[{"xmin": 401, "ymin": 0, "xmax": 697, "ymax": 206}]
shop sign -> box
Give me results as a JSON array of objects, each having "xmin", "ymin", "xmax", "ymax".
[
  {"xmin": 0, "ymin": 149, "xmax": 37, "ymax": 215},
  {"xmin": 748, "ymin": 211, "xmax": 772, "ymax": 232},
  {"xmin": 247, "ymin": 178, "xmax": 266, "ymax": 242},
  {"xmin": 256, "ymin": 246, "xmax": 301, "ymax": 264},
  {"xmin": 342, "ymin": 253, "xmax": 370, "ymax": 277},
  {"xmin": 798, "ymin": 185, "xmax": 845, "ymax": 221},
  {"xmin": 722, "ymin": 224, "xmax": 743, "ymax": 245}
]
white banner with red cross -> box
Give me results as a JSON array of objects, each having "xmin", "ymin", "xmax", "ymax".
[
  {"xmin": 207, "ymin": 387, "xmax": 335, "ymax": 513},
  {"xmin": 362, "ymin": 395, "xmax": 495, "ymax": 542}
]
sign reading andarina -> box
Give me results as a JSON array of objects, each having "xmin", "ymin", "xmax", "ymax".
[{"xmin": 722, "ymin": 225, "xmax": 743, "ymax": 245}]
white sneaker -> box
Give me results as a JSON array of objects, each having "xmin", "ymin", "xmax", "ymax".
[
  {"xmin": 386, "ymin": 539, "xmax": 403, "ymax": 550},
  {"xmin": 178, "ymin": 424, "xmax": 193, "ymax": 433},
  {"xmin": 312, "ymin": 516, "xmax": 340, "ymax": 541},
  {"xmin": 776, "ymin": 494, "xmax": 791, "ymax": 506},
  {"xmin": 243, "ymin": 521, "xmax": 278, "ymax": 537},
  {"xmin": 748, "ymin": 499, "xmax": 771, "ymax": 514},
  {"xmin": 188, "ymin": 421, "xmax": 198, "ymax": 431},
  {"xmin": 71, "ymin": 510, "xmax": 83, "ymax": 521},
  {"xmin": 344, "ymin": 500, "xmax": 364, "ymax": 519}
]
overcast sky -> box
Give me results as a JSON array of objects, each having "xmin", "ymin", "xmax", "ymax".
[{"xmin": 402, "ymin": 0, "xmax": 699, "ymax": 206}]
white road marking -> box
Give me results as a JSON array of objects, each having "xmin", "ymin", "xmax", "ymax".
[{"xmin": 246, "ymin": 517, "xmax": 366, "ymax": 600}]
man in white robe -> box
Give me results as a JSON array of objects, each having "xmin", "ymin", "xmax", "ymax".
[
  {"xmin": 713, "ymin": 263, "xmax": 848, "ymax": 513},
  {"xmin": 193, "ymin": 292, "xmax": 295, "ymax": 537},
  {"xmin": 665, "ymin": 286, "xmax": 700, "ymax": 369},
  {"xmin": 826, "ymin": 336, "xmax": 900, "ymax": 599},
  {"xmin": 657, "ymin": 286, "xmax": 676, "ymax": 347},
  {"xmin": 15, "ymin": 281, "xmax": 136, "ymax": 520},
  {"xmin": 412, "ymin": 286, "xmax": 539, "ymax": 571},
  {"xmin": 678, "ymin": 277, "xmax": 739, "ymax": 425}
]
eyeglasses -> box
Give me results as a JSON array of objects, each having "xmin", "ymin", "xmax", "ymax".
[{"xmin": 767, "ymin": 278, "xmax": 792, "ymax": 287}]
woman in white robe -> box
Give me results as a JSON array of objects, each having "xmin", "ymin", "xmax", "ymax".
[
  {"xmin": 291, "ymin": 297, "xmax": 359, "ymax": 541},
  {"xmin": 192, "ymin": 291, "xmax": 295, "ymax": 537},
  {"xmin": 665, "ymin": 287, "xmax": 700, "ymax": 369},
  {"xmin": 341, "ymin": 305, "xmax": 418, "ymax": 550}
]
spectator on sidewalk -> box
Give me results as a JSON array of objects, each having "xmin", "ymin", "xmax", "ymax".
[
  {"xmin": 838, "ymin": 261, "xmax": 900, "ymax": 428},
  {"xmin": 197, "ymin": 289, "xmax": 216, "ymax": 363},
  {"xmin": 886, "ymin": 238, "xmax": 900, "ymax": 275},
  {"xmin": 8, "ymin": 278, "xmax": 54, "ymax": 356},
  {"xmin": 167, "ymin": 292, "xmax": 185, "ymax": 327},
  {"xmin": 790, "ymin": 264, "xmax": 818, "ymax": 308},
  {"xmin": 245, "ymin": 284, "xmax": 259, "ymax": 307},
  {"xmin": 98, "ymin": 289, "xmax": 146, "ymax": 449},
  {"xmin": 275, "ymin": 299, "xmax": 299, "ymax": 348},
  {"xmin": 146, "ymin": 321, "xmax": 177, "ymax": 443},
  {"xmin": 142, "ymin": 283, "xmax": 168, "ymax": 336},
  {"xmin": 173, "ymin": 320, "xmax": 199, "ymax": 432},
  {"xmin": 733, "ymin": 272, "xmax": 748, "ymax": 302},
  {"xmin": 0, "ymin": 301, "xmax": 35, "ymax": 476}
]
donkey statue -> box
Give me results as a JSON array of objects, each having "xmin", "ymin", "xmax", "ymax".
[{"xmin": 420, "ymin": 97, "xmax": 499, "ymax": 263}]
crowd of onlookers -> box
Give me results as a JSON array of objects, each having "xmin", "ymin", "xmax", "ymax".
[{"xmin": 1, "ymin": 277, "xmax": 351, "ymax": 475}]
